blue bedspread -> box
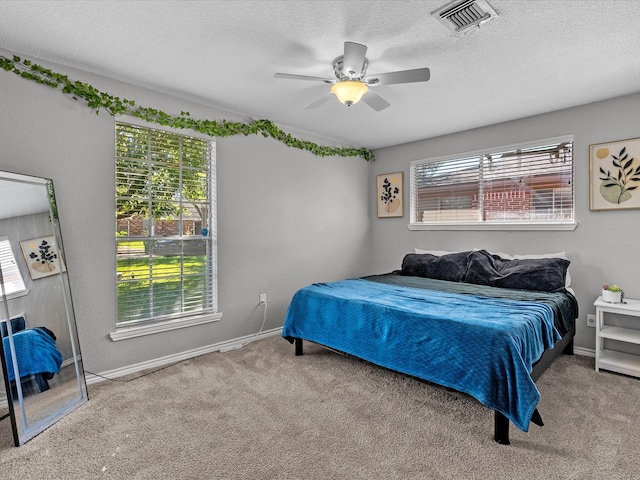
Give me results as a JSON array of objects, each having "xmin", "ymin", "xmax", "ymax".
[
  {"xmin": 3, "ymin": 328, "xmax": 63, "ymax": 382},
  {"xmin": 282, "ymin": 278, "xmax": 564, "ymax": 432}
]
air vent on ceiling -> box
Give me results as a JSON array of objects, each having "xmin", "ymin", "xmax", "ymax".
[{"xmin": 432, "ymin": 0, "xmax": 498, "ymax": 33}]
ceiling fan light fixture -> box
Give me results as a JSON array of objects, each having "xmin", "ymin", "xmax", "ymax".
[
  {"xmin": 275, "ymin": 41, "xmax": 430, "ymax": 112},
  {"xmin": 330, "ymin": 80, "xmax": 368, "ymax": 106}
]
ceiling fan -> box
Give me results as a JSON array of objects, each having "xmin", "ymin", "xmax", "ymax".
[{"xmin": 274, "ymin": 41, "xmax": 431, "ymax": 111}]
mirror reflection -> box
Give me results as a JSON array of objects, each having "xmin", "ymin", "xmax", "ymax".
[{"xmin": 0, "ymin": 170, "xmax": 87, "ymax": 446}]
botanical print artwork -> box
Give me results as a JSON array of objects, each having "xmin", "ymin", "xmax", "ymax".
[
  {"xmin": 377, "ymin": 172, "xmax": 403, "ymax": 217},
  {"xmin": 381, "ymin": 178, "xmax": 400, "ymax": 211},
  {"xmin": 20, "ymin": 235, "xmax": 66, "ymax": 280},
  {"xmin": 590, "ymin": 138, "xmax": 640, "ymax": 211}
]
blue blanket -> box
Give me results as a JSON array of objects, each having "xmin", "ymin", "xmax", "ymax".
[
  {"xmin": 282, "ymin": 278, "xmax": 564, "ymax": 432},
  {"xmin": 3, "ymin": 328, "xmax": 63, "ymax": 382}
]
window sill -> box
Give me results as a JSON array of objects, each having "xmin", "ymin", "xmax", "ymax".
[
  {"xmin": 408, "ymin": 222, "xmax": 578, "ymax": 231},
  {"xmin": 0, "ymin": 288, "xmax": 29, "ymax": 302},
  {"xmin": 109, "ymin": 312, "xmax": 223, "ymax": 341}
]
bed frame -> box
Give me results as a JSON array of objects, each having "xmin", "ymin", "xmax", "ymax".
[{"xmin": 290, "ymin": 326, "xmax": 575, "ymax": 445}]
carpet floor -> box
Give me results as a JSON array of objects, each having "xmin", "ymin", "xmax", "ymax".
[{"xmin": 1, "ymin": 334, "xmax": 639, "ymax": 479}]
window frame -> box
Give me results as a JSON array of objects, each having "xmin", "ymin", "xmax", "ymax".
[
  {"xmin": 409, "ymin": 135, "xmax": 577, "ymax": 231},
  {"xmin": 110, "ymin": 119, "xmax": 221, "ymax": 341}
]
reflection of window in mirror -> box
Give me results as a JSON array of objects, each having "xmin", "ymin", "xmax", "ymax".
[{"xmin": 0, "ymin": 236, "xmax": 28, "ymax": 299}]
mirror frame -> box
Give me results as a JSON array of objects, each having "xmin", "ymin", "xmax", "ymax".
[{"xmin": 0, "ymin": 170, "xmax": 88, "ymax": 446}]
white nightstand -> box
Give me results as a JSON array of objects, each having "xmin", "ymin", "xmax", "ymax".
[{"xmin": 594, "ymin": 296, "xmax": 640, "ymax": 378}]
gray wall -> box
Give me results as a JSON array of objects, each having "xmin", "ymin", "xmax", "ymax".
[
  {"xmin": 0, "ymin": 52, "xmax": 372, "ymax": 373},
  {"xmin": 370, "ymin": 93, "xmax": 640, "ymax": 352}
]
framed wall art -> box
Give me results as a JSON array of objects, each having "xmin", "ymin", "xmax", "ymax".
[
  {"xmin": 377, "ymin": 172, "xmax": 404, "ymax": 218},
  {"xmin": 590, "ymin": 137, "xmax": 640, "ymax": 211},
  {"xmin": 20, "ymin": 235, "xmax": 66, "ymax": 280}
]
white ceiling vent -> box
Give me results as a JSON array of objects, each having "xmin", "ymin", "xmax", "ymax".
[{"xmin": 432, "ymin": 0, "xmax": 498, "ymax": 33}]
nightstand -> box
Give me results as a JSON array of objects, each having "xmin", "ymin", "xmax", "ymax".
[{"xmin": 594, "ymin": 296, "xmax": 640, "ymax": 378}]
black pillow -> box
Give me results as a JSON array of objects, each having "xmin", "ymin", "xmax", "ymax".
[
  {"xmin": 463, "ymin": 250, "xmax": 569, "ymax": 292},
  {"xmin": 462, "ymin": 250, "xmax": 508, "ymax": 286},
  {"xmin": 401, "ymin": 251, "xmax": 472, "ymax": 282}
]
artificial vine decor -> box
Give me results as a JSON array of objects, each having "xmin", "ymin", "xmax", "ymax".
[{"xmin": 0, "ymin": 55, "xmax": 374, "ymax": 162}]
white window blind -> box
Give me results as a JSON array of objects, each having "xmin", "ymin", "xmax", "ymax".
[
  {"xmin": 0, "ymin": 236, "xmax": 28, "ymax": 300},
  {"xmin": 115, "ymin": 122, "xmax": 216, "ymax": 326},
  {"xmin": 410, "ymin": 136, "xmax": 574, "ymax": 228}
]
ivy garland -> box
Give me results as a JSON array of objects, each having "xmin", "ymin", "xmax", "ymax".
[{"xmin": 0, "ymin": 55, "xmax": 374, "ymax": 162}]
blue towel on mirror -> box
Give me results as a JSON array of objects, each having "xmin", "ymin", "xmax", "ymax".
[{"xmin": 3, "ymin": 328, "xmax": 63, "ymax": 382}]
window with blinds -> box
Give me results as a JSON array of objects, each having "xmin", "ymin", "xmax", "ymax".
[
  {"xmin": 0, "ymin": 236, "xmax": 28, "ymax": 299},
  {"xmin": 410, "ymin": 136, "xmax": 574, "ymax": 228},
  {"xmin": 115, "ymin": 122, "xmax": 216, "ymax": 327}
]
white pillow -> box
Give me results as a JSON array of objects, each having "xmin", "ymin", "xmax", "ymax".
[
  {"xmin": 511, "ymin": 252, "xmax": 567, "ymax": 260},
  {"xmin": 414, "ymin": 248, "xmax": 458, "ymax": 256}
]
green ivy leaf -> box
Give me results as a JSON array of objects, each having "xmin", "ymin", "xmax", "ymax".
[{"xmin": 0, "ymin": 54, "xmax": 375, "ymax": 161}]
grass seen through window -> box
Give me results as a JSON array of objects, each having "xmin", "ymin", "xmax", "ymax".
[{"xmin": 117, "ymin": 241, "xmax": 208, "ymax": 323}]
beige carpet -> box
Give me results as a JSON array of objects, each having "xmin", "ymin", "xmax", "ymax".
[{"xmin": 0, "ymin": 334, "xmax": 639, "ymax": 479}]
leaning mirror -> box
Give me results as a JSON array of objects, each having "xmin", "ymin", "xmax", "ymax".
[{"xmin": 0, "ymin": 170, "xmax": 88, "ymax": 446}]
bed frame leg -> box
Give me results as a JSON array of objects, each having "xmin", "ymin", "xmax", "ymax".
[
  {"xmin": 295, "ymin": 338, "xmax": 303, "ymax": 356},
  {"xmin": 494, "ymin": 412, "xmax": 510, "ymax": 445},
  {"xmin": 563, "ymin": 337, "xmax": 574, "ymax": 355},
  {"xmin": 531, "ymin": 409, "xmax": 544, "ymax": 427}
]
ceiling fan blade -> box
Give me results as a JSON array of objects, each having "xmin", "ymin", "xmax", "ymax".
[
  {"xmin": 343, "ymin": 41, "xmax": 367, "ymax": 76},
  {"xmin": 274, "ymin": 73, "xmax": 334, "ymax": 83},
  {"xmin": 361, "ymin": 91, "xmax": 391, "ymax": 112},
  {"xmin": 304, "ymin": 95, "xmax": 333, "ymax": 110},
  {"xmin": 367, "ymin": 67, "xmax": 431, "ymax": 86}
]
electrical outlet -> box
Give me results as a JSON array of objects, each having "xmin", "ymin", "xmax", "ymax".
[
  {"xmin": 586, "ymin": 314, "xmax": 596, "ymax": 328},
  {"xmin": 259, "ymin": 293, "xmax": 267, "ymax": 305}
]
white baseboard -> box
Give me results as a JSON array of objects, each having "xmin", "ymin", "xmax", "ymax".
[
  {"xmin": 84, "ymin": 327, "xmax": 283, "ymax": 386},
  {"xmin": 573, "ymin": 346, "xmax": 595, "ymax": 358}
]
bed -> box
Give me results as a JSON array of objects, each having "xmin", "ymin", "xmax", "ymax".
[
  {"xmin": 2, "ymin": 315, "xmax": 63, "ymax": 398},
  {"xmin": 282, "ymin": 249, "xmax": 578, "ymax": 445}
]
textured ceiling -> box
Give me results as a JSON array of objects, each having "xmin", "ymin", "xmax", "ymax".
[{"xmin": 1, "ymin": 0, "xmax": 639, "ymax": 150}]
